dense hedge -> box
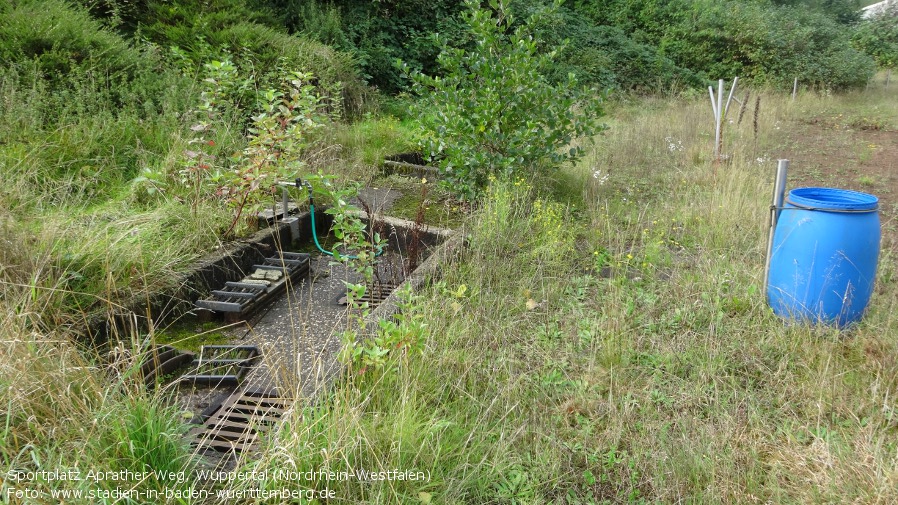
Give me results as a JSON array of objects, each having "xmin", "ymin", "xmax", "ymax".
[
  {"xmin": 257, "ymin": 0, "xmax": 466, "ymax": 93},
  {"xmin": 3, "ymin": 0, "xmax": 877, "ymax": 103},
  {"xmin": 573, "ymin": 0, "xmax": 875, "ymax": 90},
  {"xmin": 276, "ymin": 0, "xmax": 874, "ymax": 92}
]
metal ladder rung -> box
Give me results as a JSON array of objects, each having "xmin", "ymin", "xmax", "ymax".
[
  {"xmin": 195, "ymin": 300, "xmax": 243, "ymax": 312},
  {"xmin": 264, "ymin": 257, "xmax": 304, "ymax": 266},
  {"xmin": 211, "ymin": 290, "xmax": 259, "ymax": 300},
  {"xmin": 224, "ymin": 281, "xmax": 267, "ymax": 291},
  {"xmin": 194, "ymin": 358, "xmax": 255, "ymax": 366}
]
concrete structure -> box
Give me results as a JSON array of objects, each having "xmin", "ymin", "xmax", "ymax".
[{"xmin": 863, "ymin": 0, "xmax": 897, "ymax": 19}]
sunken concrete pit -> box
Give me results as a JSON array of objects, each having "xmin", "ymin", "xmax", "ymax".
[
  {"xmin": 201, "ymin": 209, "xmax": 455, "ymax": 398},
  {"xmin": 126, "ymin": 201, "xmax": 462, "ymax": 458}
]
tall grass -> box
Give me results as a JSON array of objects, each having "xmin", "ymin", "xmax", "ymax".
[
  {"xmin": 228, "ymin": 85, "xmax": 898, "ymax": 503},
  {"xmin": 0, "ymin": 233, "xmax": 199, "ymax": 503}
]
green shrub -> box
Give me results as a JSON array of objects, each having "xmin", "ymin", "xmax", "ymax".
[
  {"xmin": 853, "ymin": 4, "xmax": 898, "ymax": 69},
  {"xmin": 0, "ymin": 0, "xmax": 143, "ymax": 83},
  {"xmin": 408, "ymin": 0, "xmax": 606, "ymax": 200},
  {"xmin": 572, "ymin": 0, "xmax": 875, "ymax": 90},
  {"xmin": 520, "ymin": 1, "xmax": 702, "ymax": 92},
  {"xmin": 261, "ymin": 0, "xmax": 466, "ymax": 93},
  {"xmin": 135, "ymin": 0, "xmax": 368, "ymax": 116}
]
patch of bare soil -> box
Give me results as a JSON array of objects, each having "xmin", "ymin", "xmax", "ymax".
[{"xmin": 773, "ymin": 117, "xmax": 898, "ymax": 249}]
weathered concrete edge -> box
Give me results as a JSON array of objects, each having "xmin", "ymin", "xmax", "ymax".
[
  {"xmin": 79, "ymin": 209, "xmax": 333, "ymax": 346},
  {"xmin": 79, "ymin": 209, "xmax": 454, "ymax": 347},
  {"xmin": 285, "ymin": 227, "xmax": 466, "ymax": 400},
  {"xmin": 365, "ymin": 226, "xmax": 467, "ymax": 325}
]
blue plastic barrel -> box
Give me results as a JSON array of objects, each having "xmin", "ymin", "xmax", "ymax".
[{"xmin": 767, "ymin": 187, "xmax": 880, "ymax": 327}]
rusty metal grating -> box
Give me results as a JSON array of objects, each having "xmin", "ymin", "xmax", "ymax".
[
  {"xmin": 140, "ymin": 345, "xmax": 194, "ymax": 387},
  {"xmin": 190, "ymin": 390, "xmax": 292, "ymax": 454},
  {"xmin": 338, "ymin": 281, "xmax": 401, "ymax": 307}
]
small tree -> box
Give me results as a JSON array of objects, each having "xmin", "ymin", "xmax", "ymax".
[
  {"xmin": 216, "ymin": 72, "xmax": 326, "ymax": 237},
  {"xmin": 406, "ymin": 0, "xmax": 606, "ymax": 200}
]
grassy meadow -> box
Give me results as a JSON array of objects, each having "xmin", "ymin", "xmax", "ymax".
[
  {"xmin": 3, "ymin": 75, "xmax": 898, "ymax": 504},
  {"xmin": 232, "ymin": 82, "xmax": 898, "ymax": 504}
]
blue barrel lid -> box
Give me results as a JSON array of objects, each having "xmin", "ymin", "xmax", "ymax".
[{"xmin": 786, "ymin": 187, "xmax": 878, "ymax": 212}]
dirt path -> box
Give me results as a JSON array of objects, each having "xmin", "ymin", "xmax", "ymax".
[{"xmin": 773, "ymin": 112, "xmax": 898, "ymax": 248}]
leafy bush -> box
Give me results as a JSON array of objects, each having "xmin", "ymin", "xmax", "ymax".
[
  {"xmin": 260, "ymin": 0, "xmax": 466, "ymax": 93},
  {"xmin": 408, "ymin": 0, "xmax": 606, "ymax": 200},
  {"xmin": 215, "ymin": 71, "xmax": 331, "ymax": 237},
  {"xmin": 519, "ymin": 1, "xmax": 701, "ymax": 92}
]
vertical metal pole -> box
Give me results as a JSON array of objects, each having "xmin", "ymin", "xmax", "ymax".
[
  {"xmin": 792, "ymin": 78, "xmax": 798, "ymax": 100},
  {"xmin": 709, "ymin": 85, "xmax": 719, "ymax": 159},
  {"xmin": 764, "ymin": 159, "xmax": 789, "ymax": 297},
  {"xmin": 715, "ymin": 79, "xmax": 724, "ymax": 160},
  {"xmin": 772, "ymin": 159, "xmax": 788, "ymax": 222},
  {"xmin": 282, "ymin": 187, "xmax": 290, "ymax": 220}
]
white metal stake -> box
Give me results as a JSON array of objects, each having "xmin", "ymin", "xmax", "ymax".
[
  {"xmin": 724, "ymin": 76, "xmax": 739, "ymax": 118},
  {"xmin": 712, "ymin": 80, "xmax": 724, "ymax": 160},
  {"xmin": 792, "ymin": 78, "xmax": 798, "ymax": 100},
  {"xmin": 709, "ymin": 85, "xmax": 718, "ymax": 158}
]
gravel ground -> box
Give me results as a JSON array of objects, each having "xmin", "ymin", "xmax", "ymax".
[{"xmin": 227, "ymin": 252, "xmax": 406, "ymax": 397}]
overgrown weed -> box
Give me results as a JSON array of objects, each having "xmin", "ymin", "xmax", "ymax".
[{"xmin": 229, "ymin": 85, "xmax": 898, "ymax": 503}]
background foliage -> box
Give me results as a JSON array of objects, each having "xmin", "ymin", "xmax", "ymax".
[
  {"xmin": 15, "ymin": 0, "xmax": 877, "ymax": 95},
  {"xmin": 853, "ymin": 4, "xmax": 898, "ymax": 70},
  {"xmin": 571, "ymin": 0, "xmax": 875, "ymax": 90}
]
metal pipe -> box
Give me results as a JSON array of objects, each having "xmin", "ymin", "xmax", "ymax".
[
  {"xmin": 724, "ymin": 76, "xmax": 739, "ymax": 118},
  {"xmin": 772, "ymin": 159, "xmax": 788, "ymax": 222},
  {"xmin": 714, "ymin": 79, "xmax": 723, "ymax": 161},
  {"xmin": 282, "ymin": 187, "xmax": 289, "ymax": 220},
  {"xmin": 763, "ymin": 159, "xmax": 789, "ymax": 297}
]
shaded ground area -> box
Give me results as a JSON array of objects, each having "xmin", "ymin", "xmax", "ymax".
[
  {"xmin": 773, "ymin": 112, "xmax": 898, "ymax": 247},
  {"xmin": 172, "ymin": 189, "xmax": 417, "ymax": 415}
]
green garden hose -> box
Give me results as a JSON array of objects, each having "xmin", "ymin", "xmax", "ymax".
[{"xmin": 283, "ymin": 178, "xmax": 384, "ymax": 260}]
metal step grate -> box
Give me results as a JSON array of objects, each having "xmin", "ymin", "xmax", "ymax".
[
  {"xmin": 180, "ymin": 345, "xmax": 259, "ymax": 387},
  {"xmin": 190, "ymin": 390, "xmax": 292, "ymax": 454},
  {"xmin": 338, "ymin": 281, "xmax": 400, "ymax": 307},
  {"xmin": 140, "ymin": 345, "xmax": 195, "ymax": 387},
  {"xmin": 195, "ymin": 252, "xmax": 310, "ymax": 318}
]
